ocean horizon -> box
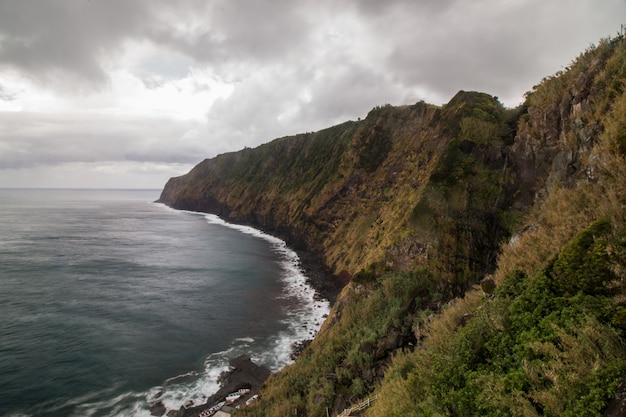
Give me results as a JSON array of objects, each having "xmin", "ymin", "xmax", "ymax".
[{"xmin": 0, "ymin": 188, "xmax": 329, "ymax": 417}]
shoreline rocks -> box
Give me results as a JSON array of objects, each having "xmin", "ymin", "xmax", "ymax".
[{"xmin": 173, "ymin": 355, "xmax": 271, "ymax": 417}]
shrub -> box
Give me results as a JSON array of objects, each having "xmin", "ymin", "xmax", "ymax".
[{"xmin": 550, "ymin": 218, "xmax": 614, "ymax": 296}]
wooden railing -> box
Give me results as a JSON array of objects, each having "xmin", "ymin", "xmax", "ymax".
[{"xmin": 338, "ymin": 394, "xmax": 378, "ymax": 416}]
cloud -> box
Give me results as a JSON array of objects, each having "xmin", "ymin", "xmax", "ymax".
[
  {"xmin": 382, "ymin": 0, "xmax": 626, "ymax": 105},
  {"xmin": 0, "ymin": 0, "xmax": 624, "ymax": 188},
  {"xmin": 0, "ymin": 112, "xmax": 204, "ymax": 169},
  {"xmin": 149, "ymin": 0, "xmax": 312, "ymax": 65},
  {"xmin": 0, "ymin": 161, "xmax": 192, "ymax": 189},
  {"xmin": 0, "ymin": 0, "xmax": 311, "ymax": 90},
  {"xmin": 0, "ymin": 0, "xmax": 148, "ymax": 90}
]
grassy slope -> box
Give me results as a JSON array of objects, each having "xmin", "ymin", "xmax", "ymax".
[{"xmin": 232, "ymin": 35, "xmax": 626, "ymax": 416}]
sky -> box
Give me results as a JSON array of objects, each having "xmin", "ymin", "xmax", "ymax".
[{"xmin": 0, "ymin": 0, "xmax": 624, "ymax": 189}]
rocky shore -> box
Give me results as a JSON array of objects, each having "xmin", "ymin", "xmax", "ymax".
[
  {"xmin": 295, "ymin": 249, "xmax": 344, "ymax": 305},
  {"xmin": 150, "ymin": 355, "xmax": 272, "ymax": 417}
]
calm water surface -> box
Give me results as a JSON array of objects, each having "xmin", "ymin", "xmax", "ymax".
[{"xmin": 0, "ymin": 189, "xmax": 328, "ymax": 417}]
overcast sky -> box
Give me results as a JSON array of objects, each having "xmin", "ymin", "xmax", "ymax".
[{"xmin": 0, "ymin": 0, "xmax": 624, "ymax": 189}]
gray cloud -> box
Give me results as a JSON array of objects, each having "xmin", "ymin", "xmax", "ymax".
[
  {"xmin": 2, "ymin": 0, "xmax": 621, "ymax": 100},
  {"xmin": 0, "ymin": 0, "xmax": 153, "ymax": 89},
  {"xmin": 0, "ymin": 0, "xmax": 313, "ymax": 89},
  {"xmin": 381, "ymin": 0, "xmax": 626, "ymax": 104},
  {"xmin": 0, "ymin": 112, "xmax": 202, "ymax": 169},
  {"xmin": 157, "ymin": 0, "xmax": 311, "ymax": 64},
  {"xmin": 0, "ymin": 0, "xmax": 624, "ymax": 188}
]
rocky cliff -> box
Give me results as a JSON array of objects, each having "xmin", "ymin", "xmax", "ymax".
[
  {"xmin": 160, "ymin": 35, "xmax": 626, "ymax": 416},
  {"xmin": 161, "ymin": 94, "xmax": 518, "ymax": 294}
]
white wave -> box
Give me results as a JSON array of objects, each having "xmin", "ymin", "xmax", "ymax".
[
  {"xmin": 164, "ymin": 370, "xmax": 201, "ymax": 385},
  {"xmin": 234, "ymin": 337, "xmax": 255, "ymax": 343},
  {"xmin": 76, "ymin": 336, "xmax": 265, "ymax": 416},
  {"xmin": 70, "ymin": 390, "xmax": 147, "ymax": 417},
  {"xmin": 152, "ymin": 201, "xmax": 184, "ymax": 213}
]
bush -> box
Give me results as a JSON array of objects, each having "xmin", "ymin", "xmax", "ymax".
[
  {"xmin": 368, "ymin": 221, "xmax": 626, "ymax": 417},
  {"xmin": 550, "ymin": 218, "xmax": 614, "ymax": 296}
]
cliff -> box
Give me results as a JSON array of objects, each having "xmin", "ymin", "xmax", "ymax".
[
  {"xmin": 160, "ymin": 93, "xmax": 518, "ymax": 296},
  {"xmin": 160, "ymin": 35, "xmax": 626, "ymax": 416}
]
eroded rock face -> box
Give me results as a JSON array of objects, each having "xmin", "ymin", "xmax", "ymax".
[{"xmin": 507, "ymin": 51, "xmax": 612, "ymax": 210}]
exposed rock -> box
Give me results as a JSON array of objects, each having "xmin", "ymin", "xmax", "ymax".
[
  {"xmin": 459, "ymin": 139, "xmax": 476, "ymax": 154},
  {"xmin": 604, "ymin": 374, "xmax": 626, "ymax": 417},
  {"xmin": 480, "ymin": 276, "xmax": 496, "ymax": 295},
  {"xmin": 290, "ymin": 339, "xmax": 312, "ymax": 360},
  {"xmin": 382, "ymin": 328, "xmax": 402, "ymax": 352},
  {"xmin": 149, "ymin": 401, "xmax": 166, "ymax": 417},
  {"xmin": 325, "ymin": 372, "xmax": 338, "ymax": 383},
  {"xmin": 509, "ymin": 223, "xmax": 539, "ymax": 247},
  {"xmin": 332, "ymin": 394, "xmax": 349, "ymax": 417},
  {"xmin": 359, "ymin": 341, "xmax": 376, "ymax": 356},
  {"xmin": 457, "ymin": 313, "xmax": 475, "ymax": 329},
  {"xmin": 178, "ymin": 355, "xmax": 271, "ymax": 417}
]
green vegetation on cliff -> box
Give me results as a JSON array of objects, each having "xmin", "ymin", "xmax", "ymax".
[
  {"xmin": 160, "ymin": 34, "xmax": 626, "ymax": 416},
  {"xmin": 160, "ymin": 93, "xmax": 513, "ymax": 284}
]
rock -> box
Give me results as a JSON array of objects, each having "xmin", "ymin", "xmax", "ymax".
[
  {"xmin": 480, "ymin": 276, "xmax": 496, "ymax": 295},
  {"xmin": 457, "ymin": 313, "xmax": 475, "ymax": 329},
  {"xmin": 363, "ymin": 368, "xmax": 374, "ymax": 383},
  {"xmin": 333, "ymin": 394, "xmax": 349, "ymax": 417},
  {"xmin": 383, "ymin": 328, "xmax": 402, "ymax": 351},
  {"xmin": 178, "ymin": 355, "xmax": 272, "ymax": 417},
  {"xmin": 359, "ymin": 341, "xmax": 376, "ymax": 355},
  {"xmin": 459, "ymin": 139, "xmax": 476, "ymax": 154},
  {"xmin": 290, "ymin": 339, "xmax": 312, "ymax": 360},
  {"xmin": 509, "ymin": 223, "xmax": 539, "ymax": 247},
  {"xmin": 149, "ymin": 401, "xmax": 166, "ymax": 417},
  {"xmin": 603, "ymin": 374, "xmax": 626, "ymax": 417},
  {"xmin": 313, "ymin": 393, "xmax": 326, "ymax": 405}
]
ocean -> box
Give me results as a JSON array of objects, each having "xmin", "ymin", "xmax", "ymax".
[{"xmin": 0, "ymin": 188, "xmax": 329, "ymax": 417}]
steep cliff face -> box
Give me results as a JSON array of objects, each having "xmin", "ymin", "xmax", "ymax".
[
  {"xmin": 508, "ymin": 39, "xmax": 617, "ymax": 208},
  {"xmin": 159, "ymin": 79, "xmax": 588, "ymax": 299},
  {"xmin": 159, "ymin": 38, "xmax": 624, "ymax": 287},
  {"xmin": 160, "ymin": 35, "xmax": 626, "ymax": 417},
  {"xmin": 160, "ymin": 95, "xmax": 522, "ymax": 290}
]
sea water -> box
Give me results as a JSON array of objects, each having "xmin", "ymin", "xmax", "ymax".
[{"xmin": 0, "ymin": 189, "xmax": 329, "ymax": 417}]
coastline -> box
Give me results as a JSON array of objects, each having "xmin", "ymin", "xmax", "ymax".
[
  {"xmin": 153, "ymin": 197, "xmax": 344, "ymax": 306},
  {"xmin": 147, "ymin": 203, "xmax": 341, "ymax": 416},
  {"xmin": 287, "ymin": 248, "xmax": 343, "ymax": 306},
  {"xmin": 174, "ymin": 205, "xmax": 344, "ymax": 305},
  {"xmin": 153, "ymin": 355, "xmax": 271, "ymax": 417}
]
